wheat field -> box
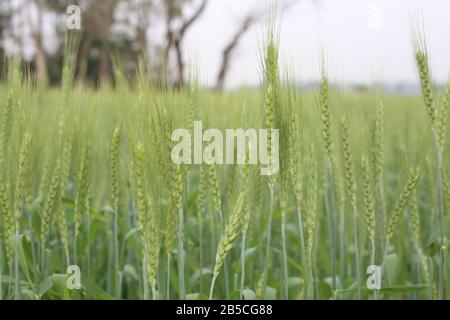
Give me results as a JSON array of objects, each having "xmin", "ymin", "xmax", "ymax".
[{"xmin": 0, "ymin": 27, "xmax": 449, "ymax": 300}]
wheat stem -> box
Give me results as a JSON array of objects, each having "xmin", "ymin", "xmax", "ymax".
[
  {"xmin": 14, "ymin": 228, "xmax": 20, "ymax": 300},
  {"xmin": 177, "ymin": 206, "xmax": 185, "ymax": 299},
  {"xmin": 143, "ymin": 250, "xmax": 149, "ymax": 300},
  {"xmin": 261, "ymin": 187, "xmax": 275, "ymax": 299},
  {"xmin": 281, "ymin": 208, "xmax": 289, "ymax": 299},
  {"xmin": 433, "ymin": 130, "xmax": 446, "ymax": 299},
  {"xmin": 166, "ymin": 254, "xmax": 171, "ymax": 300},
  {"xmin": 240, "ymin": 231, "xmax": 247, "ymax": 300},
  {"xmin": 296, "ymin": 206, "xmax": 306, "ymax": 270},
  {"xmin": 352, "ymin": 203, "xmax": 361, "ymax": 299},
  {"xmin": 325, "ymin": 161, "xmax": 337, "ymax": 293}
]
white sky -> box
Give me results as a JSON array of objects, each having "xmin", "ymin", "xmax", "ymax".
[{"xmin": 184, "ymin": 0, "xmax": 450, "ymax": 89}]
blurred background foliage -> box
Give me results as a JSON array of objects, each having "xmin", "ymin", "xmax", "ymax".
[{"xmin": 0, "ymin": 0, "xmax": 309, "ymax": 89}]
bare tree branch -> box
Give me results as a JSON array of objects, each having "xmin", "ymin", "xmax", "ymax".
[
  {"xmin": 173, "ymin": 38, "xmax": 184, "ymax": 88},
  {"xmin": 215, "ymin": 0, "xmax": 317, "ymax": 90},
  {"xmin": 215, "ymin": 14, "xmax": 254, "ymax": 90},
  {"xmin": 179, "ymin": 0, "xmax": 207, "ymax": 38},
  {"xmin": 165, "ymin": 0, "xmax": 208, "ymax": 87},
  {"xmin": 29, "ymin": 0, "xmax": 48, "ymax": 85}
]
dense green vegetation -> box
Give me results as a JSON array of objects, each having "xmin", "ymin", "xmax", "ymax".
[{"xmin": 0, "ymin": 28, "xmax": 449, "ymax": 300}]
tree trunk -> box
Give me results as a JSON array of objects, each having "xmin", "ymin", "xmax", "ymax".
[
  {"xmin": 0, "ymin": 47, "xmax": 5, "ymax": 82},
  {"xmin": 34, "ymin": 39, "xmax": 47, "ymax": 85},
  {"xmin": 77, "ymin": 35, "xmax": 93, "ymax": 84},
  {"xmin": 31, "ymin": 0, "xmax": 47, "ymax": 86},
  {"xmin": 216, "ymin": 16, "xmax": 253, "ymax": 90},
  {"xmin": 174, "ymin": 38, "xmax": 184, "ymax": 88},
  {"xmin": 99, "ymin": 40, "xmax": 110, "ymax": 87}
]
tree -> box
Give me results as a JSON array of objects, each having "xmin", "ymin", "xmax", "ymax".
[
  {"xmin": 215, "ymin": 0, "xmax": 317, "ymax": 90},
  {"xmin": 76, "ymin": 0, "xmax": 119, "ymax": 86},
  {"xmin": 27, "ymin": 0, "xmax": 48, "ymax": 85},
  {"xmin": 215, "ymin": 13, "xmax": 254, "ymax": 91},
  {"xmin": 113, "ymin": 0, "xmax": 154, "ymax": 78},
  {"xmin": 0, "ymin": 1, "xmax": 12, "ymax": 80},
  {"xmin": 164, "ymin": 0, "xmax": 207, "ymax": 87}
]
